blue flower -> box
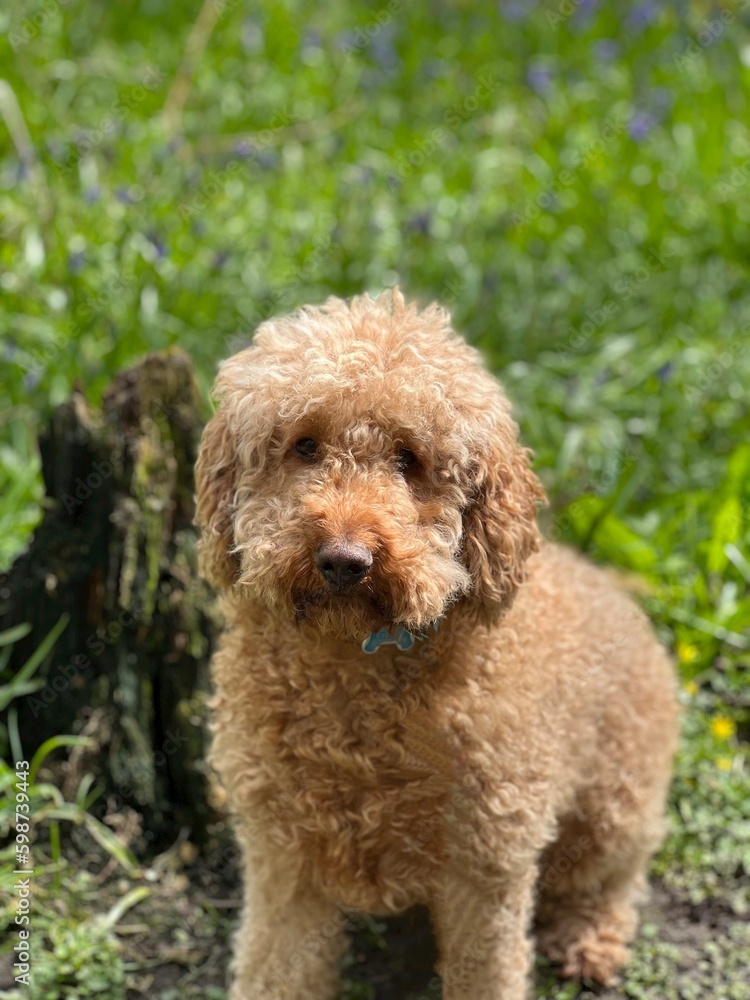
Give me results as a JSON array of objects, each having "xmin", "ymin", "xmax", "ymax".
[
  {"xmin": 650, "ymin": 86, "xmax": 672, "ymax": 114},
  {"xmin": 302, "ymin": 28, "xmax": 321, "ymax": 50},
  {"xmin": 502, "ymin": 0, "xmax": 534, "ymax": 21},
  {"xmin": 371, "ymin": 35, "xmax": 399, "ymax": 72},
  {"xmin": 629, "ymin": 111, "xmax": 656, "ymax": 141},
  {"xmin": 563, "ymin": 0, "xmax": 599, "ymax": 33},
  {"xmin": 573, "ymin": 0, "xmax": 600, "ymax": 23},
  {"xmin": 593, "ymin": 39, "xmax": 619, "ymax": 61},
  {"xmin": 407, "ymin": 211, "xmax": 431, "ymax": 235},
  {"xmin": 527, "ymin": 64, "xmax": 552, "ymax": 95},
  {"xmin": 628, "ymin": 1, "xmax": 660, "ymax": 31},
  {"xmin": 68, "ymin": 251, "xmax": 86, "ymax": 273},
  {"xmin": 256, "ymin": 149, "xmax": 278, "ymax": 170},
  {"xmin": 234, "ymin": 140, "xmax": 257, "ymax": 159},
  {"xmin": 148, "ymin": 233, "xmax": 168, "ymax": 259}
]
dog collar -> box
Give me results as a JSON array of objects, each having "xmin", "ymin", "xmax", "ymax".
[
  {"xmin": 361, "ymin": 621, "xmax": 440, "ymax": 654},
  {"xmin": 362, "ymin": 625, "xmax": 415, "ymax": 654}
]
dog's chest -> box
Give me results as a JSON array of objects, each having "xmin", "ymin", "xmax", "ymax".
[{"xmin": 265, "ymin": 697, "xmax": 463, "ymax": 912}]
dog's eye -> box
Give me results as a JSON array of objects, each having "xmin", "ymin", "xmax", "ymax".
[
  {"xmin": 294, "ymin": 438, "xmax": 318, "ymax": 460},
  {"xmin": 396, "ymin": 449, "xmax": 418, "ymax": 473}
]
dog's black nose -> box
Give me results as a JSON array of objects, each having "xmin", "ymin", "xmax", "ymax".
[{"xmin": 315, "ymin": 540, "xmax": 373, "ymax": 589}]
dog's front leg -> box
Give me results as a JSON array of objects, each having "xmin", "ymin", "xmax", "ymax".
[
  {"xmin": 229, "ymin": 860, "xmax": 346, "ymax": 1000},
  {"xmin": 431, "ymin": 866, "xmax": 536, "ymax": 1000}
]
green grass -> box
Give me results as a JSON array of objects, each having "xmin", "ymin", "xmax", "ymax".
[{"xmin": 0, "ymin": 0, "xmax": 748, "ymax": 996}]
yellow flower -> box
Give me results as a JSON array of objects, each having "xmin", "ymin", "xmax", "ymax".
[
  {"xmin": 676, "ymin": 641, "xmax": 699, "ymax": 665},
  {"xmin": 716, "ymin": 757, "xmax": 733, "ymax": 772},
  {"xmin": 711, "ymin": 717, "xmax": 736, "ymax": 741},
  {"xmin": 684, "ymin": 680, "xmax": 699, "ymax": 697}
]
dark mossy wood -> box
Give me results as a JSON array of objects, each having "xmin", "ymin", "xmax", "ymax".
[{"xmin": 0, "ymin": 349, "xmax": 219, "ymax": 845}]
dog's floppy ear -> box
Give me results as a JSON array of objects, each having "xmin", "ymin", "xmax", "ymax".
[
  {"xmin": 461, "ymin": 413, "xmax": 546, "ymax": 623},
  {"xmin": 195, "ymin": 406, "xmax": 241, "ymax": 590}
]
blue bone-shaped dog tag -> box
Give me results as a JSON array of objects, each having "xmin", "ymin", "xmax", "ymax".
[{"xmin": 362, "ymin": 625, "xmax": 415, "ymax": 654}]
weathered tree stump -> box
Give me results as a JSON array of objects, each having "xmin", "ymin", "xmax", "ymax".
[{"xmin": 0, "ymin": 349, "xmax": 217, "ymax": 845}]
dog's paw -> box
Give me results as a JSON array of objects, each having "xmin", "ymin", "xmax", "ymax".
[{"xmin": 557, "ymin": 928, "xmax": 630, "ymax": 987}]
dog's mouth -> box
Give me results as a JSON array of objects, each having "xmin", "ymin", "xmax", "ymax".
[
  {"xmin": 292, "ymin": 587, "xmax": 391, "ymax": 618},
  {"xmin": 292, "ymin": 586, "xmax": 397, "ymax": 636}
]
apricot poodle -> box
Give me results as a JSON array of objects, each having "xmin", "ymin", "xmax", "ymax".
[{"xmin": 195, "ymin": 289, "xmax": 679, "ymax": 1000}]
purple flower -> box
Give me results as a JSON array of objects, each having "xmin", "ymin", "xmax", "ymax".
[
  {"xmin": 594, "ymin": 39, "xmax": 619, "ymax": 61},
  {"xmin": 629, "ymin": 111, "xmax": 656, "ymax": 141},
  {"xmin": 407, "ymin": 211, "xmax": 431, "ymax": 235},
  {"xmin": 68, "ymin": 251, "xmax": 86, "ymax": 273},
  {"xmin": 302, "ymin": 29, "xmax": 321, "ymax": 50},
  {"xmin": 256, "ymin": 149, "xmax": 278, "ymax": 170},
  {"xmin": 241, "ymin": 18, "xmax": 264, "ymax": 55},
  {"xmin": 656, "ymin": 362, "xmax": 673, "ymax": 382},
  {"xmin": 573, "ymin": 0, "xmax": 599, "ymax": 20},
  {"xmin": 628, "ymin": 1, "xmax": 660, "ymax": 31},
  {"xmin": 371, "ymin": 36, "xmax": 398, "ymax": 72},
  {"xmin": 424, "ymin": 59, "xmax": 450, "ymax": 79},
  {"xmin": 234, "ymin": 140, "xmax": 257, "ymax": 159},
  {"xmin": 567, "ymin": 0, "xmax": 599, "ymax": 33},
  {"xmin": 83, "ymin": 186, "xmax": 101, "ymax": 203},
  {"xmin": 650, "ymin": 86, "xmax": 672, "ymax": 114},
  {"xmin": 148, "ymin": 233, "xmax": 168, "ymax": 259},
  {"xmin": 502, "ymin": 0, "xmax": 533, "ymax": 21},
  {"xmin": 527, "ymin": 64, "xmax": 552, "ymax": 95}
]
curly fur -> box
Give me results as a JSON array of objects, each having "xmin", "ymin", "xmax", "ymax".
[{"xmin": 196, "ymin": 289, "xmax": 679, "ymax": 1000}]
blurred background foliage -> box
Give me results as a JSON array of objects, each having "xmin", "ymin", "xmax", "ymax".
[
  {"xmin": 0, "ymin": 0, "xmax": 748, "ymax": 997},
  {"xmin": 2, "ymin": 0, "xmax": 749, "ymax": 686}
]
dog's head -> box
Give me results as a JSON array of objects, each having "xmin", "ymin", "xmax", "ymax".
[{"xmin": 195, "ymin": 289, "xmax": 545, "ymax": 641}]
